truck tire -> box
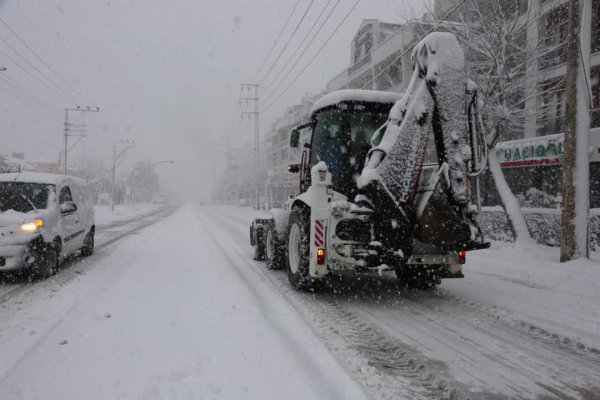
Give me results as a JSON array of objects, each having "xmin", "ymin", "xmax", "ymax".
[
  {"xmin": 286, "ymin": 209, "xmax": 312, "ymax": 291},
  {"xmin": 265, "ymin": 225, "xmax": 284, "ymax": 270},
  {"xmin": 253, "ymin": 224, "xmax": 266, "ymax": 261}
]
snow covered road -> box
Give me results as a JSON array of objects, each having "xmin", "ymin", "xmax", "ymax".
[
  {"xmin": 208, "ymin": 205, "xmax": 600, "ymax": 400},
  {"xmin": 1, "ymin": 204, "xmax": 599, "ymax": 400},
  {"xmin": 0, "ymin": 206, "xmax": 367, "ymax": 400}
]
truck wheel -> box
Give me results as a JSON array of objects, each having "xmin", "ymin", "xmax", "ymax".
[
  {"xmin": 265, "ymin": 226, "xmax": 284, "ymax": 270},
  {"xmin": 286, "ymin": 209, "xmax": 312, "ymax": 290},
  {"xmin": 253, "ymin": 225, "xmax": 266, "ymax": 261}
]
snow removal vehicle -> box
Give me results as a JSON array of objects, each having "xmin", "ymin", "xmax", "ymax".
[{"xmin": 250, "ymin": 32, "xmax": 490, "ymax": 290}]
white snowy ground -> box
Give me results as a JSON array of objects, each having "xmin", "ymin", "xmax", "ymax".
[
  {"xmin": 0, "ymin": 206, "xmax": 367, "ymax": 400},
  {"xmin": 94, "ymin": 203, "xmax": 164, "ymax": 226},
  {"xmin": 2, "ymin": 204, "xmax": 600, "ymax": 400},
  {"xmin": 209, "ymin": 205, "xmax": 600, "ymax": 399}
]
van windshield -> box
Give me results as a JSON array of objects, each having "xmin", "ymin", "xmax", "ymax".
[{"xmin": 0, "ymin": 182, "xmax": 53, "ymax": 213}]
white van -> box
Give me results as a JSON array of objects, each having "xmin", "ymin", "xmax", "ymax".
[{"xmin": 0, "ymin": 172, "xmax": 95, "ymax": 278}]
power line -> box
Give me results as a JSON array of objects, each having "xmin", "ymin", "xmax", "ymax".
[
  {"xmin": 0, "ymin": 73, "xmax": 59, "ymax": 113},
  {"xmin": 0, "ymin": 16, "xmax": 99, "ymax": 107},
  {"xmin": 0, "ymin": 35, "xmax": 80, "ymax": 103},
  {"xmin": 257, "ymin": 0, "xmax": 317, "ymax": 85},
  {"xmin": 263, "ymin": 0, "xmax": 337, "ymax": 92},
  {"xmin": 262, "ymin": 0, "xmax": 361, "ymax": 113},
  {"xmin": 0, "ymin": 47, "xmax": 76, "ymax": 104},
  {"xmin": 250, "ymin": 0, "xmax": 301, "ymax": 83},
  {"xmin": 0, "ymin": 78, "xmax": 56, "ymax": 115},
  {"xmin": 263, "ymin": 0, "xmax": 341, "ymax": 105},
  {"xmin": 0, "ymin": 17, "xmax": 122, "ymax": 135}
]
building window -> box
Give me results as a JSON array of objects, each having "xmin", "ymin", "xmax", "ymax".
[
  {"xmin": 539, "ymin": 4, "xmax": 568, "ymax": 70},
  {"xmin": 591, "ymin": 65, "xmax": 600, "ymax": 128},
  {"xmin": 353, "ymin": 25, "xmax": 372, "ymax": 64},
  {"xmin": 593, "ymin": 0, "xmax": 600, "ymax": 53},
  {"xmin": 537, "ymin": 77, "xmax": 566, "ymax": 136},
  {"xmin": 349, "ymin": 70, "xmax": 373, "ymax": 90},
  {"xmin": 374, "ymin": 50, "xmax": 402, "ymax": 91}
]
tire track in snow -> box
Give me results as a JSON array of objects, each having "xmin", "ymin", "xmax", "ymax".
[
  {"xmin": 209, "ymin": 205, "xmax": 600, "ymax": 360},
  {"xmin": 201, "ymin": 206, "xmax": 485, "ymax": 400},
  {"xmin": 195, "ymin": 207, "xmax": 368, "ymax": 400},
  {"xmin": 204, "ymin": 205, "xmax": 600, "ymax": 400}
]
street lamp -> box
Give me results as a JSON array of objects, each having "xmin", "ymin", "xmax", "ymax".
[
  {"xmin": 131, "ymin": 160, "xmax": 174, "ymax": 207},
  {"xmin": 112, "ymin": 139, "xmax": 135, "ymax": 211}
]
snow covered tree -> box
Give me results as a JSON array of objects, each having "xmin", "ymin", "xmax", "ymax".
[
  {"xmin": 435, "ymin": 0, "xmax": 550, "ymax": 244},
  {"xmin": 129, "ymin": 161, "xmax": 160, "ymax": 203}
]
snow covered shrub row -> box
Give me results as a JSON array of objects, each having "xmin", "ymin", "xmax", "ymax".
[{"xmin": 478, "ymin": 208, "xmax": 600, "ymax": 251}]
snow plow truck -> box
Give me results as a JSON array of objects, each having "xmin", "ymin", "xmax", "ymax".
[{"xmin": 250, "ymin": 32, "xmax": 490, "ymax": 290}]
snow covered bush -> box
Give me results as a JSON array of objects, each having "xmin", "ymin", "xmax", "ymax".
[
  {"xmin": 479, "ymin": 207, "xmax": 600, "ymax": 251},
  {"xmin": 516, "ymin": 188, "xmax": 559, "ymax": 208}
]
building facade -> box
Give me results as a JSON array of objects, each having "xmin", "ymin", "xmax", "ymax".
[{"xmin": 434, "ymin": 0, "xmax": 600, "ymax": 207}]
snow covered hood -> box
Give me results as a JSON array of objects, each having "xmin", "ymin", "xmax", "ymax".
[
  {"xmin": 0, "ymin": 209, "xmax": 51, "ymax": 227},
  {"xmin": 310, "ymin": 89, "xmax": 402, "ymax": 116},
  {"xmin": 0, "ymin": 172, "xmax": 85, "ymax": 186}
]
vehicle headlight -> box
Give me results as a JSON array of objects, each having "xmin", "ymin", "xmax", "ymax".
[{"xmin": 21, "ymin": 219, "xmax": 44, "ymax": 233}]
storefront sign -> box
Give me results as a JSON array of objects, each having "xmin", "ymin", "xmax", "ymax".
[{"xmin": 496, "ymin": 133, "xmax": 564, "ymax": 167}]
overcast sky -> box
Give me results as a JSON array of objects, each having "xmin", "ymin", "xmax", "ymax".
[{"xmin": 0, "ymin": 0, "xmax": 428, "ymax": 201}]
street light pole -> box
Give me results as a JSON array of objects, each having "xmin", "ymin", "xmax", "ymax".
[
  {"xmin": 112, "ymin": 139, "xmax": 135, "ymax": 211},
  {"xmin": 131, "ymin": 160, "xmax": 174, "ymax": 207}
]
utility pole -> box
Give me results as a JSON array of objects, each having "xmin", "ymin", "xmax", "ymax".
[
  {"xmin": 63, "ymin": 105, "xmax": 100, "ymax": 175},
  {"xmin": 240, "ymin": 83, "xmax": 260, "ymax": 209},
  {"xmin": 560, "ymin": 0, "xmax": 591, "ymax": 261},
  {"xmin": 112, "ymin": 139, "xmax": 135, "ymax": 211},
  {"xmin": 223, "ymin": 136, "xmax": 231, "ymax": 204}
]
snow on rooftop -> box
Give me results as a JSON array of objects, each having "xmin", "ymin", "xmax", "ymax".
[{"xmin": 310, "ymin": 89, "xmax": 402, "ymax": 116}]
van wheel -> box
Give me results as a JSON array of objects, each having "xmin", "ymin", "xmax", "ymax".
[
  {"xmin": 286, "ymin": 209, "xmax": 312, "ymax": 291},
  {"xmin": 31, "ymin": 244, "xmax": 58, "ymax": 280},
  {"xmin": 81, "ymin": 230, "xmax": 94, "ymax": 257}
]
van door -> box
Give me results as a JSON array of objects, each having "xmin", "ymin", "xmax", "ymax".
[{"xmin": 59, "ymin": 185, "xmax": 84, "ymax": 255}]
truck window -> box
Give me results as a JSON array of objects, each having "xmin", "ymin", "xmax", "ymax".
[{"xmin": 309, "ymin": 104, "xmax": 391, "ymax": 197}]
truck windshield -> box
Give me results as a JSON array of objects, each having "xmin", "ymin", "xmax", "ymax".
[
  {"xmin": 309, "ymin": 103, "xmax": 391, "ymax": 197},
  {"xmin": 0, "ymin": 182, "xmax": 52, "ymax": 213}
]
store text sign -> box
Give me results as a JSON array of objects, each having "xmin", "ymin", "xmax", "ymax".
[{"xmin": 496, "ymin": 134, "xmax": 564, "ymax": 167}]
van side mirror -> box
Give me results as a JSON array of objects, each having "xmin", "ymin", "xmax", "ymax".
[
  {"xmin": 290, "ymin": 129, "xmax": 300, "ymax": 148},
  {"xmin": 60, "ymin": 201, "xmax": 77, "ymax": 214},
  {"xmin": 288, "ymin": 164, "xmax": 300, "ymax": 173}
]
